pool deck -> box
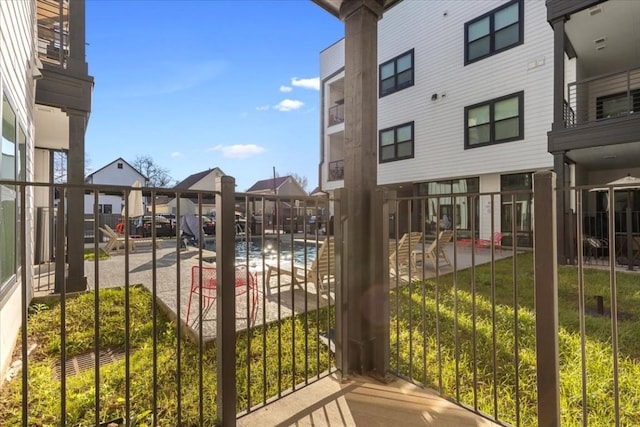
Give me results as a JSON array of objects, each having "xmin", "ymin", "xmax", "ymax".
[{"xmin": 34, "ymin": 234, "xmax": 517, "ymax": 342}]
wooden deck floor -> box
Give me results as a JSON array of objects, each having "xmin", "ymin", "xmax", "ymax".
[{"xmin": 238, "ymin": 374, "xmax": 500, "ymax": 427}]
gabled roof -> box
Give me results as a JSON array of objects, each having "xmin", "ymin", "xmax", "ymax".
[
  {"xmin": 174, "ymin": 167, "xmax": 225, "ymax": 190},
  {"xmin": 246, "ymin": 176, "xmax": 290, "ymax": 192},
  {"xmin": 85, "ymin": 157, "xmax": 148, "ymax": 182}
]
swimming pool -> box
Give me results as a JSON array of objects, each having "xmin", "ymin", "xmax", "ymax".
[{"xmin": 203, "ymin": 237, "xmax": 318, "ymax": 268}]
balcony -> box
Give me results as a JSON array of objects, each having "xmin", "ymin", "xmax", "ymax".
[
  {"xmin": 328, "ymin": 102, "xmax": 344, "ymax": 126},
  {"xmin": 549, "ymin": 67, "xmax": 640, "ymax": 154},
  {"xmin": 567, "ymin": 68, "xmax": 640, "ymax": 127},
  {"xmin": 328, "ymin": 159, "xmax": 344, "ymax": 181},
  {"xmin": 37, "ymin": 0, "xmax": 69, "ymax": 68}
]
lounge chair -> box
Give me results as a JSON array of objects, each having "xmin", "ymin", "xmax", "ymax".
[
  {"xmin": 412, "ymin": 230, "xmax": 454, "ymax": 270},
  {"xmin": 389, "ymin": 232, "xmax": 423, "ymax": 276},
  {"xmin": 265, "ymin": 237, "xmax": 335, "ymax": 294},
  {"xmin": 100, "ymin": 226, "xmax": 134, "ymax": 253}
]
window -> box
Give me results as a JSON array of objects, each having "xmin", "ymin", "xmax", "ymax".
[
  {"xmin": 379, "ymin": 49, "xmax": 414, "ymax": 97},
  {"xmin": 465, "ymin": 91, "xmax": 523, "ymax": 148},
  {"xmin": 596, "ymin": 90, "xmax": 640, "ymax": 120},
  {"xmin": 379, "ymin": 122, "xmax": 414, "ymax": 163},
  {"xmin": 117, "ymin": 162, "xmax": 123, "ymax": 169},
  {"xmin": 1, "ymin": 94, "xmax": 17, "ymax": 288},
  {"xmin": 103, "ymin": 204, "xmax": 112, "ymax": 214},
  {"xmin": 465, "ymin": 0, "xmax": 523, "ymax": 64}
]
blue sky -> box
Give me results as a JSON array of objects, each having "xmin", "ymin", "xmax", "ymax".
[{"xmin": 85, "ymin": 0, "xmax": 344, "ymax": 192}]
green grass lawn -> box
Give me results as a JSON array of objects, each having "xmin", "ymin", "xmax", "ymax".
[
  {"xmin": 4, "ymin": 253, "xmax": 638, "ymax": 426},
  {"xmin": 391, "ymin": 252, "xmax": 640, "ymax": 426},
  {"xmin": 0, "ymin": 287, "xmax": 333, "ymax": 425}
]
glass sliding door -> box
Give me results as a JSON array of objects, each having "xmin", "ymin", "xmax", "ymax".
[
  {"xmin": 417, "ymin": 177, "xmax": 479, "ymax": 238},
  {"xmin": 500, "ymin": 172, "xmax": 532, "ymax": 247}
]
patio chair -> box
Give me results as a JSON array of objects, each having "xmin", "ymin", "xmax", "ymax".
[
  {"xmin": 475, "ymin": 232, "xmax": 504, "ymax": 254},
  {"xmin": 104, "ymin": 224, "xmax": 161, "ymax": 251},
  {"xmin": 100, "ymin": 226, "xmax": 135, "ymax": 253},
  {"xmin": 389, "ymin": 232, "xmax": 423, "ymax": 276},
  {"xmin": 265, "ymin": 237, "xmax": 335, "ymax": 294},
  {"xmin": 583, "ymin": 236, "xmax": 608, "ymax": 262},
  {"xmin": 186, "ymin": 264, "xmax": 258, "ymax": 327},
  {"xmin": 411, "ymin": 230, "xmax": 454, "ymax": 270}
]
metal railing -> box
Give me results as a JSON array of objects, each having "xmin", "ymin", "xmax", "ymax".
[
  {"xmin": 328, "ymin": 103, "xmax": 344, "ymax": 126},
  {"xmin": 328, "ymin": 159, "xmax": 344, "ymax": 181},
  {"xmin": 567, "ymin": 67, "xmax": 640, "ymax": 127},
  {"xmin": 37, "ymin": 0, "xmax": 69, "ymax": 67},
  {"xmin": 3, "ymin": 174, "xmax": 637, "ymax": 425},
  {"xmin": 0, "ymin": 178, "xmax": 337, "ymax": 426},
  {"xmin": 385, "ymin": 174, "xmax": 636, "ymax": 426}
]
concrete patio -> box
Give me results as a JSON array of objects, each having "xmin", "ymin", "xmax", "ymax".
[{"xmin": 237, "ymin": 373, "xmax": 500, "ymax": 427}]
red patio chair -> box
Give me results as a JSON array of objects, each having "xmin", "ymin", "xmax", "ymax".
[
  {"xmin": 475, "ymin": 232, "xmax": 504, "ymax": 254},
  {"xmin": 186, "ymin": 264, "xmax": 258, "ymax": 326}
]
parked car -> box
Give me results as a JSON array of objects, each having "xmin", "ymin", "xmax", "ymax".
[
  {"xmin": 129, "ymin": 215, "xmax": 174, "ymax": 238},
  {"xmin": 197, "ymin": 215, "xmax": 216, "ymax": 235}
]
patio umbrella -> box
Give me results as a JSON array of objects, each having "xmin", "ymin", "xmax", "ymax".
[
  {"xmin": 589, "ymin": 175, "xmax": 640, "ymax": 270},
  {"xmin": 122, "ymin": 180, "xmax": 144, "ymax": 218}
]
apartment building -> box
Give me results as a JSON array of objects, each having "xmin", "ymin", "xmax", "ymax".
[
  {"xmin": 320, "ymin": 0, "xmax": 554, "ymax": 247},
  {"xmin": 0, "ymin": 0, "xmax": 92, "ymax": 376}
]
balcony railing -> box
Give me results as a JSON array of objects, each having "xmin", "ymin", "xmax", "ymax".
[
  {"xmin": 37, "ymin": 0, "xmax": 69, "ymax": 67},
  {"xmin": 328, "ymin": 159, "xmax": 344, "ymax": 181},
  {"xmin": 566, "ymin": 67, "xmax": 640, "ymax": 127},
  {"xmin": 328, "ymin": 102, "xmax": 344, "ymax": 126}
]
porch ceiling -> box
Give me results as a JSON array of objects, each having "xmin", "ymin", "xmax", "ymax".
[
  {"xmin": 565, "ymin": 1, "xmax": 640, "ymax": 77},
  {"xmin": 566, "ymin": 140, "xmax": 640, "ymax": 171},
  {"xmin": 312, "ymin": 0, "xmax": 401, "ymax": 18},
  {"xmin": 34, "ymin": 104, "xmax": 68, "ymax": 150}
]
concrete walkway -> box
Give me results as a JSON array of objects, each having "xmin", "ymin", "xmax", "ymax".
[{"xmin": 238, "ymin": 373, "xmax": 500, "ymax": 427}]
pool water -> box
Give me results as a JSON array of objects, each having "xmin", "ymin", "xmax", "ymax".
[{"xmin": 235, "ymin": 238, "xmax": 318, "ymax": 268}]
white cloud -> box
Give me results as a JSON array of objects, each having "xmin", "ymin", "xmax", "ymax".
[
  {"xmin": 209, "ymin": 144, "xmax": 265, "ymax": 159},
  {"xmin": 274, "ymin": 99, "xmax": 304, "ymax": 112},
  {"xmin": 256, "ymin": 105, "xmax": 270, "ymax": 111},
  {"xmin": 280, "ymin": 85, "xmax": 293, "ymax": 93},
  {"xmin": 291, "ymin": 77, "xmax": 320, "ymax": 91},
  {"xmin": 170, "ymin": 151, "xmax": 182, "ymax": 158}
]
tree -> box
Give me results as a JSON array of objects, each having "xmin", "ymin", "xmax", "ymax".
[
  {"xmin": 53, "ymin": 151, "xmax": 93, "ymax": 183},
  {"xmin": 287, "ymin": 172, "xmax": 308, "ymax": 192},
  {"xmin": 131, "ymin": 155, "xmax": 173, "ymax": 187}
]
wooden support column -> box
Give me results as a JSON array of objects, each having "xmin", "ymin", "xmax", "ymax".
[
  {"xmin": 339, "ymin": 0, "xmax": 385, "ymax": 375},
  {"xmin": 65, "ymin": 109, "xmax": 88, "ymax": 292}
]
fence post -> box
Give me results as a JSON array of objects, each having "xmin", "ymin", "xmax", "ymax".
[
  {"xmin": 533, "ymin": 171, "xmax": 561, "ymax": 426},
  {"xmin": 216, "ymin": 176, "xmax": 236, "ymax": 427},
  {"xmin": 333, "ymin": 188, "xmax": 348, "ymax": 379},
  {"xmin": 370, "ymin": 187, "xmax": 390, "ymax": 378}
]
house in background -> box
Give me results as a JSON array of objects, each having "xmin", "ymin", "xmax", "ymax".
[
  {"xmin": 246, "ymin": 176, "xmax": 308, "ymax": 223},
  {"xmin": 156, "ymin": 167, "xmax": 225, "ymax": 215},
  {"xmin": 84, "ymin": 157, "xmax": 148, "ymax": 215},
  {"xmin": 1, "ymin": 0, "xmax": 92, "ymax": 377}
]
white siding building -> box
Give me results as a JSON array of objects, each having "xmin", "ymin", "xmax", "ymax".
[
  {"xmin": 320, "ymin": 0, "xmax": 554, "ymax": 245},
  {"xmin": 84, "ymin": 157, "xmax": 148, "ymax": 215}
]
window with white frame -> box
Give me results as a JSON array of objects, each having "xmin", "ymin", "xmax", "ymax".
[
  {"xmin": 379, "ymin": 49, "xmax": 414, "ymax": 97},
  {"xmin": 379, "ymin": 122, "xmax": 414, "ymax": 163},
  {"xmin": 465, "ymin": 0, "xmax": 523, "ymax": 64},
  {"xmin": 465, "ymin": 92, "xmax": 523, "ymax": 148}
]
